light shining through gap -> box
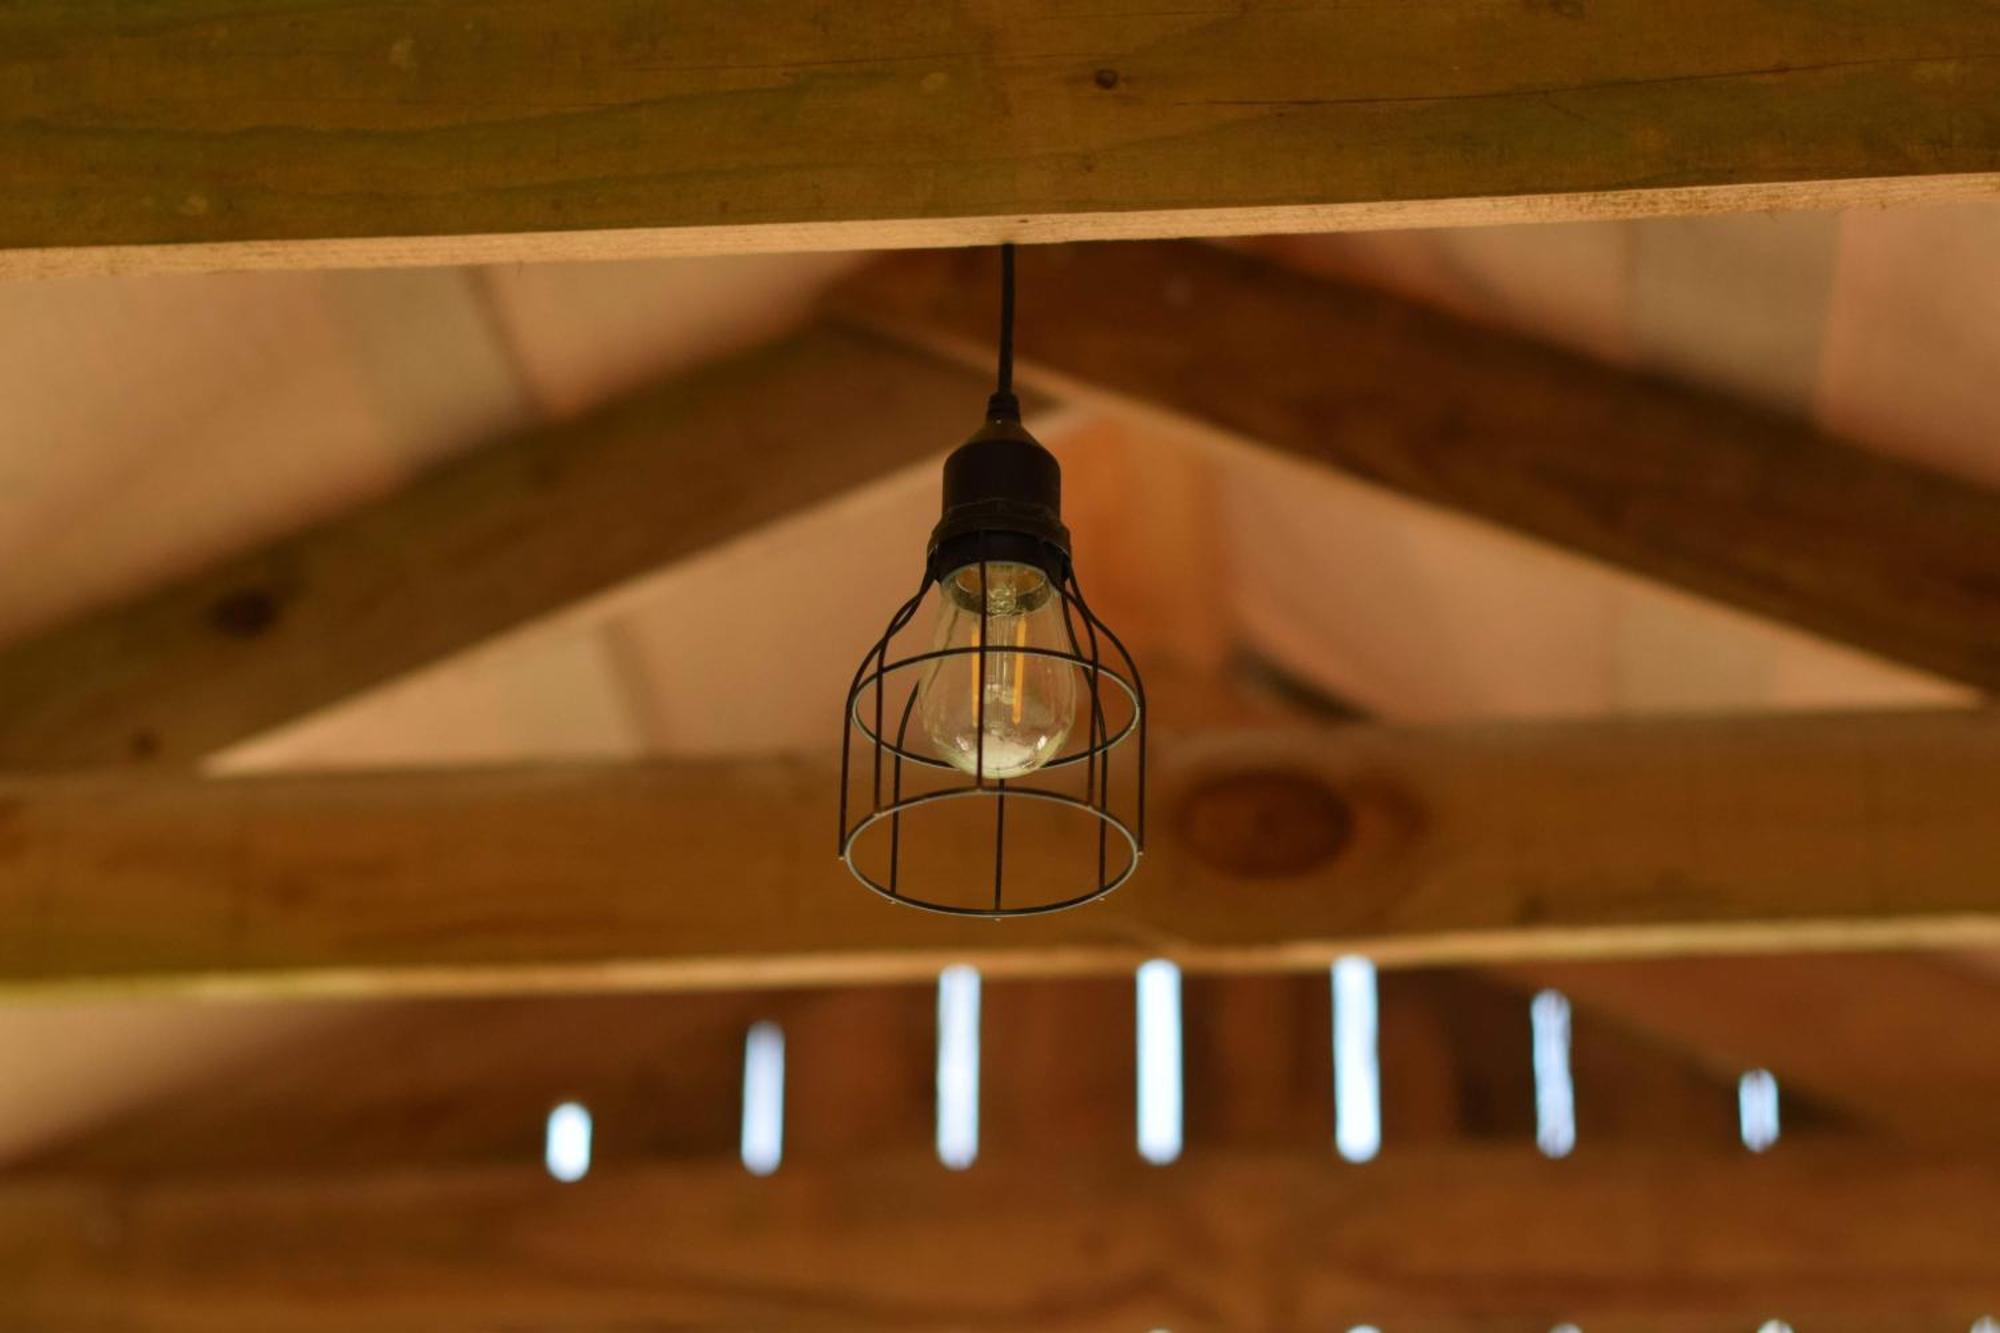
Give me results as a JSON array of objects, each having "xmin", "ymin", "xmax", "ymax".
[
  {"xmin": 740, "ymin": 1021, "xmax": 785, "ymax": 1177},
  {"xmin": 1332, "ymin": 955, "xmax": 1381, "ymax": 1163},
  {"xmin": 1136, "ymin": 959, "xmax": 1184, "ymax": 1165},
  {"xmin": 1738, "ymin": 1067, "xmax": 1780, "ymax": 1153},
  {"xmin": 1531, "ymin": 989, "xmax": 1576, "ymax": 1158},
  {"xmin": 1972, "ymin": 1318, "xmax": 1998, "ymax": 1333},
  {"xmin": 544, "ymin": 1101, "xmax": 592, "ymax": 1183},
  {"xmin": 1758, "ymin": 1322, "xmax": 1795, "ymax": 1333},
  {"xmin": 936, "ymin": 965, "xmax": 982, "ymax": 1170}
]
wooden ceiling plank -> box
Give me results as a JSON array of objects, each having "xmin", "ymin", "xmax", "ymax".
[
  {"xmin": 837, "ymin": 241, "xmax": 2000, "ymax": 693},
  {"xmin": 0, "ymin": 328, "xmax": 1003, "ymax": 770},
  {"xmin": 1, "ymin": 1147, "xmax": 1993, "ymax": 1328},
  {"xmin": 1, "ymin": 708, "xmax": 1997, "ymax": 999},
  {"xmin": 5, "ymin": 2, "xmax": 2000, "ymax": 275}
]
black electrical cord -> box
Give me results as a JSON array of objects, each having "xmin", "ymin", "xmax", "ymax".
[{"xmin": 988, "ymin": 242, "xmax": 1020, "ymax": 421}]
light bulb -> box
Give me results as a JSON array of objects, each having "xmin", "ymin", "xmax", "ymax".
[{"xmin": 918, "ymin": 561, "xmax": 1076, "ymax": 779}]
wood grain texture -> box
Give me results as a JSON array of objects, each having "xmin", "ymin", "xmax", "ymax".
[
  {"xmin": 1, "ymin": 1148, "xmax": 1993, "ymax": 1329},
  {"xmin": 839, "ymin": 241, "xmax": 2000, "ymax": 693},
  {"xmin": 1, "ymin": 709, "xmax": 1997, "ymax": 999},
  {"xmin": 0, "ymin": 328, "xmax": 997, "ymax": 769},
  {"xmin": 4, "ymin": 1, "xmax": 2000, "ymax": 275}
]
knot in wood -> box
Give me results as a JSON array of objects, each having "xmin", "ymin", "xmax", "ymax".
[{"xmin": 1176, "ymin": 770, "xmax": 1351, "ymax": 878}]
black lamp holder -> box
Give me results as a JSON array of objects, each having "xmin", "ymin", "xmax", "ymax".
[{"xmin": 925, "ymin": 244, "xmax": 1071, "ymax": 584}]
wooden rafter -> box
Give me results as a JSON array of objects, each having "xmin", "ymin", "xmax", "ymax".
[
  {"xmin": 21, "ymin": 971, "xmax": 1797, "ymax": 1178},
  {"xmin": 1501, "ymin": 953, "xmax": 2000, "ymax": 1147},
  {"xmin": 0, "ymin": 328, "xmax": 1014, "ymax": 769},
  {"xmin": 18, "ymin": 988, "xmax": 934, "ymax": 1177},
  {"xmin": 4, "ymin": 2, "xmax": 1999, "ymax": 275},
  {"xmin": 2, "ymin": 1148, "xmax": 1993, "ymax": 1328},
  {"xmin": 1, "ymin": 709, "xmax": 1996, "ymax": 1000},
  {"xmin": 837, "ymin": 241, "xmax": 2000, "ymax": 693}
]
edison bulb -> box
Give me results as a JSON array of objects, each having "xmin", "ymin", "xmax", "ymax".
[{"xmin": 918, "ymin": 561, "xmax": 1076, "ymax": 779}]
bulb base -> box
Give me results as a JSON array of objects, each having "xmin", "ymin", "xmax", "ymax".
[{"xmin": 927, "ymin": 413, "xmax": 1070, "ymax": 582}]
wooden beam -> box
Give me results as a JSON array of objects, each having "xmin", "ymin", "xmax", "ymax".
[
  {"xmin": 837, "ymin": 241, "xmax": 2000, "ymax": 694},
  {"xmin": 1500, "ymin": 953, "xmax": 2000, "ymax": 1147},
  {"xmin": 0, "ymin": 328, "xmax": 998, "ymax": 769},
  {"xmin": 5, "ymin": 2, "xmax": 2000, "ymax": 276},
  {"xmin": 1, "ymin": 709, "xmax": 1997, "ymax": 999},
  {"xmin": 2, "ymin": 1148, "xmax": 1993, "ymax": 1328}
]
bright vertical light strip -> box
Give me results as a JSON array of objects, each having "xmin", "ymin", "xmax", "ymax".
[
  {"xmin": 1531, "ymin": 989, "xmax": 1576, "ymax": 1159},
  {"xmin": 1331, "ymin": 956, "xmax": 1381, "ymax": 1163},
  {"xmin": 740, "ymin": 1021, "xmax": 785, "ymax": 1177},
  {"xmin": 1972, "ymin": 1318, "xmax": 1999, "ymax": 1333},
  {"xmin": 544, "ymin": 1101, "xmax": 592, "ymax": 1183},
  {"xmin": 1738, "ymin": 1068, "xmax": 1780, "ymax": 1153},
  {"xmin": 1135, "ymin": 959, "xmax": 1184, "ymax": 1165},
  {"xmin": 1758, "ymin": 1322, "xmax": 1795, "ymax": 1333},
  {"xmin": 936, "ymin": 965, "xmax": 981, "ymax": 1170}
]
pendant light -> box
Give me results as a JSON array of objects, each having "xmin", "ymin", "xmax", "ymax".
[{"xmin": 839, "ymin": 245, "xmax": 1146, "ymax": 916}]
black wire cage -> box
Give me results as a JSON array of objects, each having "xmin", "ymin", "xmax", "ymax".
[
  {"xmin": 838, "ymin": 536, "xmax": 1147, "ymax": 916},
  {"xmin": 838, "ymin": 249, "xmax": 1145, "ymax": 916}
]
